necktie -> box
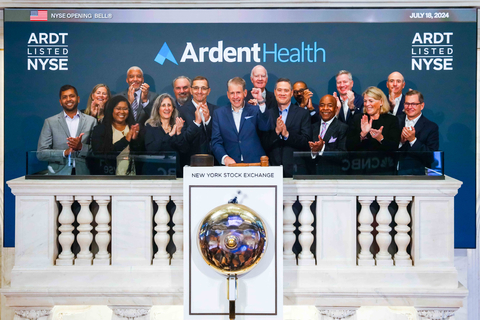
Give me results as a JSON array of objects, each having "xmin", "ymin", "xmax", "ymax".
[
  {"xmin": 320, "ymin": 122, "xmax": 327, "ymax": 139},
  {"xmin": 132, "ymin": 93, "xmax": 139, "ymax": 121}
]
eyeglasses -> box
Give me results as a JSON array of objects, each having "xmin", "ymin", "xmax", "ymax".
[
  {"xmin": 192, "ymin": 86, "xmax": 209, "ymax": 91},
  {"xmin": 404, "ymin": 102, "xmax": 422, "ymax": 107},
  {"xmin": 293, "ymin": 89, "xmax": 307, "ymax": 95}
]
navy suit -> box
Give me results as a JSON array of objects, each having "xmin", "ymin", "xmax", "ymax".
[
  {"xmin": 337, "ymin": 91, "xmax": 364, "ymax": 125},
  {"xmin": 117, "ymin": 90, "xmax": 158, "ymax": 127},
  {"xmin": 211, "ymin": 103, "xmax": 272, "ymax": 164},
  {"xmin": 390, "ymin": 94, "xmax": 405, "ymax": 116},
  {"xmin": 294, "ymin": 102, "xmax": 320, "ymax": 124},
  {"xmin": 262, "ymin": 105, "xmax": 311, "ymax": 177},
  {"xmin": 245, "ymin": 89, "xmax": 278, "ymax": 110}
]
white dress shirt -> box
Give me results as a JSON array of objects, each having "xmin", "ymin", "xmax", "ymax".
[{"xmin": 399, "ymin": 113, "xmax": 422, "ymax": 148}]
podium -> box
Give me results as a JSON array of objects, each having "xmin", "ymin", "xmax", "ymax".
[{"xmin": 183, "ymin": 166, "xmax": 283, "ymax": 319}]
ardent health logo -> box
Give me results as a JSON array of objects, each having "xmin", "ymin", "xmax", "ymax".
[{"xmin": 154, "ymin": 42, "xmax": 178, "ymax": 65}]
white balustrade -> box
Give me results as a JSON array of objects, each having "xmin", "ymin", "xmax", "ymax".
[
  {"xmin": 298, "ymin": 196, "xmax": 315, "ymax": 266},
  {"xmin": 153, "ymin": 196, "xmax": 171, "ymax": 266},
  {"xmin": 93, "ymin": 196, "xmax": 111, "ymax": 266},
  {"xmin": 171, "ymin": 197, "xmax": 183, "ymax": 264},
  {"xmin": 5, "ymin": 177, "xmax": 464, "ymax": 316},
  {"xmin": 56, "ymin": 196, "xmax": 75, "ymax": 266},
  {"xmin": 357, "ymin": 196, "xmax": 375, "ymax": 266},
  {"xmin": 394, "ymin": 196, "xmax": 413, "ymax": 267},
  {"xmin": 283, "ymin": 196, "xmax": 297, "ymax": 264},
  {"xmin": 74, "ymin": 195, "xmax": 94, "ymax": 266},
  {"xmin": 375, "ymin": 196, "xmax": 394, "ymax": 266}
]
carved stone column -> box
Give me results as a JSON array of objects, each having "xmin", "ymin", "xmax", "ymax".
[
  {"xmin": 357, "ymin": 196, "xmax": 375, "ymax": 266},
  {"xmin": 283, "ymin": 196, "xmax": 297, "ymax": 265},
  {"xmin": 298, "ymin": 196, "xmax": 315, "ymax": 266},
  {"xmin": 93, "ymin": 196, "xmax": 111, "ymax": 266},
  {"xmin": 394, "ymin": 196, "xmax": 413, "ymax": 267},
  {"xmin": 56, "ymin": 196, "xmax": 75, "ymax": 266},
  {"xmin": 375, "ymin": 196, "xmax": 394, "ymax": 266},
  {"xmin": 75, "ymin": 195, "xmax": 94, "ymax": 266},
  {"xmin": 153, "ymin": 196, "xmax": 171, "ymax": 265},
  {"xmin": 171, "ymin": 197, "xmax": 183, "ymax": 265}
]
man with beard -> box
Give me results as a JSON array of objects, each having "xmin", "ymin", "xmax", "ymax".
[
  {"xmin": 172, "ymin": 75, "xmax": 192, "ymax": 108},
  {"xmin": 292, "ymin": 81, "xmax": 320, "ymax": 124},
  {"xmin": 37, "ymin": 85, "xmax": 97, "ymax": 175},
  {"xmin": 117, "ymin": 66, "xmax": 158, "ymax": 126}
]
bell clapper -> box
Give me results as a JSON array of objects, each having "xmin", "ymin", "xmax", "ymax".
[{"xmin": 227, "ymin": 274, "xmax": 238, "ymax": 320}]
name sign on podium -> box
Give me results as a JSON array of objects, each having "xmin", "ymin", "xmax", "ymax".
[{"xmin": 184, "ymin": 166, "xmax": 283, "ymax": 319}]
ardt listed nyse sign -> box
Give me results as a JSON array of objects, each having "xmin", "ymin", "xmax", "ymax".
[
  {"xmin": 411, "ymin": 32, "xmax": 453, "ymax": 71},
  {"xmin": 27, "ymin": 32, "xmax": 68, "ymax": 71}
]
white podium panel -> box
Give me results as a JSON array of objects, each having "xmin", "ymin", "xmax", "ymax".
[{"xmin": 184, "ymin": 166, "xmax": 283, "ymax": 320}]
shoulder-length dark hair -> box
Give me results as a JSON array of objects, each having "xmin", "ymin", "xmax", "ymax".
[{"xmin": 97, "ymin": 95, "xmax": 135, "ymax": 154}]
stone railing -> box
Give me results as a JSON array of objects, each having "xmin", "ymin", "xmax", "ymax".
[{"xmin": 2, "ymin": 175, "xmax": 467, "ymax": 320}]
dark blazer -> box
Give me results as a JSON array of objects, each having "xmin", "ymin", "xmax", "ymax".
[
  {"xmin": 245, "ymin": 89, "xmax": 278, "ymax": 110},
  {"xmin": 337, "ymin": 91, "xmax": 364, "ymax": 125},
  {"xmin": 346, "ymin": 113, "xmax": 401, "ymax": 152},
  {"xmin": 178, "ymin": 100, "xmax": 218, "ymax": 166},
  {"xmin": 262, "ymin": 105, "xmax": 311, "ymax": 177},
  {"xmin": 311, "ymin": 118, "xmax": 348, "ymax": 152},
  {"xmin": 398, "ymin": 113, "xmax": 439, "ymax": 152},
  {"xmin": 90, "ymin": 123, "xmax": 144, "ymax": 175},
  {"xmin": 211, "ymin": 103, "xmax": 273, "ymax": 164},
  {"xmin": 294, "ymin": 102, "xmax": 320, "ymax": 124},
  {"xmin": 116, "ymin": 90, "xmax": 159, "ymax": 127},
  {"xmin": 390, "ymin": 94, "xmax": 405, "ymax": 116}
]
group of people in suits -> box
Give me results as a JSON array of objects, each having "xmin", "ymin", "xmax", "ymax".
[{"xmin": 37, "ymin": 65, "xmax": 439, "ymax": 177}]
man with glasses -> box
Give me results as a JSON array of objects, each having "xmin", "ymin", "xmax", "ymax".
[
  {"xmin": 397, "ymin": 90, "xmax": 439, "ymax": 175},
  {"xmin": 293, "ymin": 81, "xmax": 320, "ymax": 124},
  {"xmin": 172, "ymin": 75, "xmax": 192, "ymax": 108},
  {"xmin": 245, "ymin": 65, "xmax": 278, "ymax": 110},
  {"xmin": 179, "ymin": 76, "xmax": 218, "ymax": 165}
]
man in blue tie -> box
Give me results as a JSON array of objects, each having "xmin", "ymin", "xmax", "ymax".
[{"xmin": 117, "ymin": 66, "xmax": 158, "ymax": 127}]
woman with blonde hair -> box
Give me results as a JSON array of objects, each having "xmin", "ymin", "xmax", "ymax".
[
  {"xmin": 84, "ymin": 84, "xmax": 111, "ymax": 120},
  {"xmin": 346, "ymin": 86, "xmax": 400, "ymax": 151}
]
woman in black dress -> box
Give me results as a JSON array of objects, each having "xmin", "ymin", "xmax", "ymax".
[{"xmin": 346, "ymin": 86, "xmax": 401, "ymax": 151}]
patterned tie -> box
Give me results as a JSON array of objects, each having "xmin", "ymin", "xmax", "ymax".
[
  {"xmin": 320, "ymin": 122, "xmax": 327, "ymax": 139},
  {"xmin": 132, "ymin": 92, "xmax": 139, "ymax": 121}
]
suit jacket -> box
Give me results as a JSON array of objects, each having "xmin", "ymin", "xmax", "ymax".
[
  {"xmin": 178, "ymin": 100, "xmax": 218, "ymax": 166},
  {"xmin": 311, "ymin": 118, "xmax": 348, "ymax": 152},
  {"xmin": 262, "ymin": 105, "xmax": 311, "ymax": 177},
  {"xmin": 245, "ymin": 89, "xmax": 278, "ymax": 110},
  {"xmin": 337, "ymin": 91, "xmax": 364, "ymax": 125},
  {"xmin": 211, "ymin": 103, "xmax": 273, "ymax": 164},
  {"xmin": 37, "ymin": 111, "xmax": 97, "ymax": 175},
  {"xmin": 117, "ymin": 90, "xmax": 159, "ymax": 127},
  {"xmin": 390, "ymin": 94, "xmax": 405, "ymax": 116},
  {"xmin": 294, "ymin": 101, "xmax": 320, "ymax": 124}
]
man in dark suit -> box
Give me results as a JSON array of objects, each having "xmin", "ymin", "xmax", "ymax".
[
  {"xmin": 178, "ymin": 76, "xmax": 218, "ymax": 166},
  {"xmin": 117, "ymin": 66, "xmax": 158, "ymax": 127},
  {"xmin": 262, "ymin": 78, "xmax": 311, "ymax": 177},
  {"xmin": 398, "ymin": 90, "xmax": 439, "ymax": 175},
  {"xmin": 293, "ymin": 81, "xmax": 320, "ymax": 124},
  {"xmin": 308, "ymin": 95, "xmax": 348, "ymax": 175},
  {"xmin": 245, "ymin": 65, "xmax": 278, "ymax": 110},
  {"xmin": 211, "ymin": 77, "xmax": 272, "ymax": 165},
  {"xmin": 37, "ymin": 85, "xmax": 97, "ymax": 175},
  {"xmin": 387, "ymin": 71, "xmax": 406, "ymax": 116},
  {"xmin": 333, "ymin": 70, "xmax": 363, "ymax": 125}
]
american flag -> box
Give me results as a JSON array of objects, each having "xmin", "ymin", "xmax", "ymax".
[{"xmin": 30, "ymin": 10, "xmax": 48, "ymax": 21}]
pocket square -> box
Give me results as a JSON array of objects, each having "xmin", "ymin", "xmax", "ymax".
[
  {"xmin": 244, "ymin": 116, "xmax": 254, "ymax": 119},
  {"xmin": 328, "ymin": 137, "xmax": 337, "ymax": 143}
]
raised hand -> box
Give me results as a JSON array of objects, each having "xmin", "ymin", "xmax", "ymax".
[
  {"xmin": 309, "ymin": 135, "xmax": 325, "ymax": 153},
  {"xmin": 302, "ymin": 89, "xmax": 314, "ymax": 110},
  {"xmin": 130, "ymin": 124, "xmax": 140, "ymax": 141},
  {"xmin": 370, "ymin": 126, "xmax": 384, "ymax": 142},
  {"xmin": 66, "ymin": 133, "xmax": 85, "ymax": 151},
  {"xmin": 169, "ymin": 124, "xmax": 177, "ymax": 137},
  {"xmin": 360, "ymin": 115, "xmax": 372, "ymax": 138},
  {"xmin": 200, "ymin": 103, "xmax": 210, "ymax": 122},
  {"xmin": 140, "ymin": 83, "xmax": 150, "ymax": 103},
  {"xmin": 333, "ymin": 92, "xmax": 341, "ymax": 113},
  {"xmin": 251, "ymin": 88, "xmax": 263, "ymax": 101},
  {"xmin": 127, "ymin": 85, "xmax": 136, "ymax": 104},
  {"xmin": 402, "ymin": 126, "xmax": 416, "ymax": 143},
  {"xmin": 275, "ymin": 116, "xmax": 284, "ymax": 135},
  {"xmin": 175, "ymin": 117, "xmax": 185, "ymax": 135},
  {"xmin": 248, "ymin": 99, "xmax": 258, "ymax": 106},
  {"xmin": 346, "ymin": 90, "xmax": 355, "ymax": 110}
]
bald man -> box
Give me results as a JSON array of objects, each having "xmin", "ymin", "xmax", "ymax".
[
  {"xmin": 386, "ymin": 71, "xmax": 406, "ymax": 116},
  {"xmin": 245, "ymin": 65, "xmax": 278, "ymax": 110}
]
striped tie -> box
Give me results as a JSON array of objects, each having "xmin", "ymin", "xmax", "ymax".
[
  {"xmin": 132, "ymin": 93, "xmax": 139, "ymax": 121},
  {"xmin": 320, "ymin": 122, "xmax": 327, "ymax": 139}
]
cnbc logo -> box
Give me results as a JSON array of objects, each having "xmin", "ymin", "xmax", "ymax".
[{"xmin": 154, "ymin": 41, "xmax": 326, "ymax": 65}]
